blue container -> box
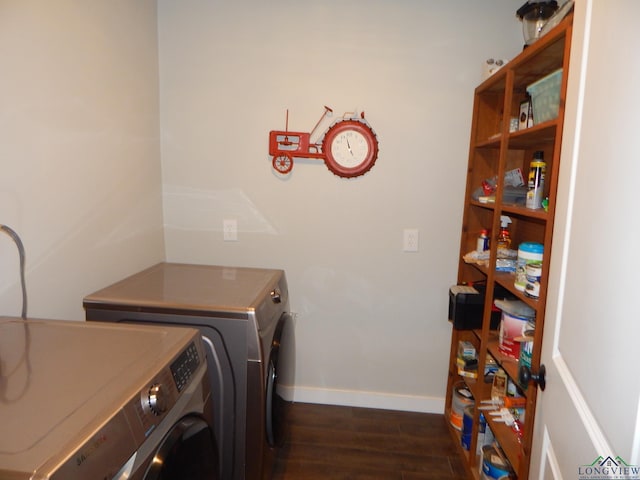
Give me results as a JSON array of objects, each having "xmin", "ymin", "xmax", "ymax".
[
  {"xmin": 461, "ymin": 406, "xmax": 474, "ymax": 450},
  {"xmin": 482, "ymin": 445, "xmax": 512, "ymax": 479}
]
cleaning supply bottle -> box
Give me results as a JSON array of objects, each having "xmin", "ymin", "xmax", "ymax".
[
  {"xmin": 497, "ymin": 216, "xmax": 512, "ymax": 250},
  {"xmin": 477, "ymin": 229, "xmax": 489, "ymax": 253}
]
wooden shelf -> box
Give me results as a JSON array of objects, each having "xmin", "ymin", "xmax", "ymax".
[
  {"xmin": 499, "ymin": 204, "xmax": 548, "ymax": 221},
  {"xmin": 445, "ymin": 11, "xmax": 573, "ymax": 480},
  {"xmin": 508, "ymin": 121, "xmax": 558, "ymax": 148}
]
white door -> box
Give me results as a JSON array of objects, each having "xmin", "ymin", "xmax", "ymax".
[{"xmin": 530, "ymin": 1, "xmax": 640, "ymax": 479}]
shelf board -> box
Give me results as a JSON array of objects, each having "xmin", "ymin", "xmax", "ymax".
[
  {"xmin": 469, "ymin": 199, "xmax": 496, "ymax": 211},
  {"xmin": 476, "ymin": 135, "xmax": 502, "ymax": 149},
  {"xmin": 487, "ymin": 335, "xmax": 523, "ymax": 391},
  {"xmin": 499, "ymin": 203, "xmax": 548, "ymax": 221},
  {"xmin": 467, "ymin": 198, "xmax": 549, "ymax": 220},
  {"xmin": 484, "ymin": 413, "xmax": 523, "ymax": 475},
  {"xmin": 493, "ymin": 271, "xmax": 542, "ymax": 313},
  {"xmin": 476, "ymin": 67, "xmax": 508, "ymax": 94},
  {"xmin": 508, "ymin": 121, "xmax": 558, "ymax": 148}
]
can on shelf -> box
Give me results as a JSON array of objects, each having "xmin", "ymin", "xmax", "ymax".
[
  {"xmin": 461, "ymin": 405, "xmax": 474, "ymax": 450},
  {"xmin": 525, "ymin": 262, "xmax": 542, "ymax": 298},
  {"xmin": 526, "ymin": 151, "xmax": 546, "ymax": 210},
  {"xmin": 481, "ymin": 445, "xmax": 513, "ymax": 479},
  {"xmin": 515, "ymin": 242, "xmax": 544, "ymax": 292},
  {"xmin": 450, "ymin": 382, "xmax": 474, "ymax": 431}
]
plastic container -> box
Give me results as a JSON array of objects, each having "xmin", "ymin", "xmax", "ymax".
[
  {"xmin": 450, "ymin": 382, "xmax": 474, "ymax": 431},
  {"xmin": 495, "ymin": 299, "xmax": 535, "ymax": 360},
  {"xmin": 515, "ymin": 242, "xmax": 544, "ymax": 291},
  {"xmin": 461, "ymin": 405, "xmax": 474, "ymax": 450},
  {"xmin": 518, "ymin": 319, "xmax": 536, "ymax": 372},
  {"xmin": 477, "ymin": 229, "xmax": 489, "ymax": 253},
  {"xmin": 527, "ymin": 69, "xmax": 563, "ymax": 124},
  {"xmin": 499, "ymin": 310, "xmax": 531, "ymax": 359}
]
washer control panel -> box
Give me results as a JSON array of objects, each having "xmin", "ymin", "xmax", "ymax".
[{"xmin": 170, "ymin": 341, "xmax": 200, "ymax": 392}]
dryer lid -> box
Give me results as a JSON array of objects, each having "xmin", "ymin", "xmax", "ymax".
[{"xmin": 83, "ymin": 262, "xmax": 285, "ymax": 314}]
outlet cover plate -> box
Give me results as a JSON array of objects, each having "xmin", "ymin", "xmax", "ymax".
[{"xmin": 403, "ymin": 228, "xmax": 419, "ymax": 252}]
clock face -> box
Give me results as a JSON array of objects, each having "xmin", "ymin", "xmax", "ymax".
[
  {"xmin": 322, "ymin": 120, "xmax": 378, "ymax": 178},
  {"xmin": 330, "ymin": 130, "xmax": 370, "ymax": 168}
]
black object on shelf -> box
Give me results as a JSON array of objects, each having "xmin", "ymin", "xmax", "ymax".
[{"xmin": 448, "ymin": 283, "xmax": 510, "ymax": 330}]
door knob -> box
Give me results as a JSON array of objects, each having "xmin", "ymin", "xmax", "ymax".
[{"xmin": 519, "ymin": 364, "xmax": 546, "ymax": 391}]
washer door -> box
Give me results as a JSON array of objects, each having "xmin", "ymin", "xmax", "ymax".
[
  {"xmin": 144, "ymin": 416, "xmax": 218, "ymax": 480},
  {"xmin": 265, "ymin": 312, "xmax": 295, "ymax": 447}
]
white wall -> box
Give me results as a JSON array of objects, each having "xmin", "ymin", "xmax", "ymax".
[
  {"xmin": 158, "ymin": 0, "xmax": 524, "ymax": 412},
  {"xmin": 0, "ymin": 0, "xmax": 525, "ymax": 413},
  {"xmin": 0, "ymin": 1, "xmax": 164, "ymax": 320}
]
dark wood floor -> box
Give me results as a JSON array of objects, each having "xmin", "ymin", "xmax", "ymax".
[{"xmin": 272, "ymin": 403, "xmax": 470, "ymax": 480}]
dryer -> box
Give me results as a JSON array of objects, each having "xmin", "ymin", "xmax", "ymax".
[
  {"xmin": 0, "ymin": 317, "xmax": 217, "ymax": 480},
  {"xmin": 83, "ymin": 262, "xmax": 296, "ymax": 480}
]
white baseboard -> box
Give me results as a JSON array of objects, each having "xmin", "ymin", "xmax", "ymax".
[{"xmin": 280, "ymin": 385, "xmax": 445, "ymax": 414}]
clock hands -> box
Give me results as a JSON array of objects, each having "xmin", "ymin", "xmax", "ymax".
[{"xmin": 346, "ymin": 137, "xmax": 354, "ymax": 156}]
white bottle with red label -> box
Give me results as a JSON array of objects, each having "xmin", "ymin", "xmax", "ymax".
[{"xmin": 477, "ymin": 229, "xmax": 489, "ymax": 253}]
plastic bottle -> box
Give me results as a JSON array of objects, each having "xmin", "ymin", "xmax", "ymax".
[
  {"xmin": 477, "ymin": 229, "xmax": 489, "ymax": 253},
  {"xmin": 526, "ymin": 151, "xmax": 546, "ymax": 209},
  {"xmin": 497, "ymin": 216, "xmax": 512, "ymax": 250}
]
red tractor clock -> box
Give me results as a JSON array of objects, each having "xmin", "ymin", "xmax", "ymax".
[{"xmin": 269, "ymin": 106, "xmax": 379, "ymax": 178}]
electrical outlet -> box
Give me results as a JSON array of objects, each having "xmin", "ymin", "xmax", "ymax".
[
  {"xmin": 403, "ymin": 228, "xmax": 419, "ymax": 252},
  {"xmin": 223, "ymin": 219, "xmax": 238, "ymax": 241}
]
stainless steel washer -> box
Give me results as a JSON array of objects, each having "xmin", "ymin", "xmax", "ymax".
[
  {"xmin": 83, "ymin": 262, "xmax": 296, "ymax": 480},
  {"xmin": 0, "ymin": 317, "xmax": 218, "ymax": 480}
]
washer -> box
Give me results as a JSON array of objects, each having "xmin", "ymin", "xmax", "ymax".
[
  {"xmin": 0, "ymin": 317, "xmax": 218, "ymax": 480},
  {"xmin": 83, "ymin": 262, "xmax": 296, "ymax": 480}
]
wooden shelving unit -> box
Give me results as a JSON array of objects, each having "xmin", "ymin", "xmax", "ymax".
[{"xmin": 444, "ymin": 13, "xmax": 573, "ymax": 480}]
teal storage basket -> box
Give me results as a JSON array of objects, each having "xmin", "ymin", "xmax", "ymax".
[{"xmin": 527, "ymin": 68, "xmax": 562, "ymax": 124}]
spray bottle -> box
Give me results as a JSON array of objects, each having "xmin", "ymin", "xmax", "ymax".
[{"xmin": 497, "ymin": 216, "xmax": 512, "ymax": 250}]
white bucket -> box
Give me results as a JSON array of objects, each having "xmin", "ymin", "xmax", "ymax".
[
  {"xmin": 450, "ymin": 382, "xmax": 474, "ymax": 431},
  {"xmin": 499, "ymin": 311, "xmax": 530, "ymax": 359}
]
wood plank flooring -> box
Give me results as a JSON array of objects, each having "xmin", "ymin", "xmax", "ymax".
[{"xmin": 272, "ymin": 403, "xmax": 470, "ymax": 480}]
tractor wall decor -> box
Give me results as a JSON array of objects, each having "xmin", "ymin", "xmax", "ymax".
[{"xmin": 268, "ymin": 106, "xmax": 379, "ymax": 178}]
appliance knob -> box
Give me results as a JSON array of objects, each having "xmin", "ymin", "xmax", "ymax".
[
  {"xmin": 270, "ymin": 289, "xmax": 282, "ymax": 304},
  {"xmin": 148, "ymin": 384, "xmax": 168, "ymax": 415}
]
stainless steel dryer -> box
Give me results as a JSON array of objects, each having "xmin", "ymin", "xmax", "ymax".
[
  {"xmin": 0, "ymin": 317, "xmax": 217, "ymax": 480},
  {"xmin": 83, "ymin": 262, "xmax": 296, "ymax": 480}
]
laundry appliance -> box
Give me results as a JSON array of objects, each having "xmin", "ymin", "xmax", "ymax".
[
  {"xmin": 0, "ymin": 317, "xmax": 217, "ymax": 480},
  {"xmin": 83, "ymin": 262, "xmax": 295, "ymax": 480}
]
